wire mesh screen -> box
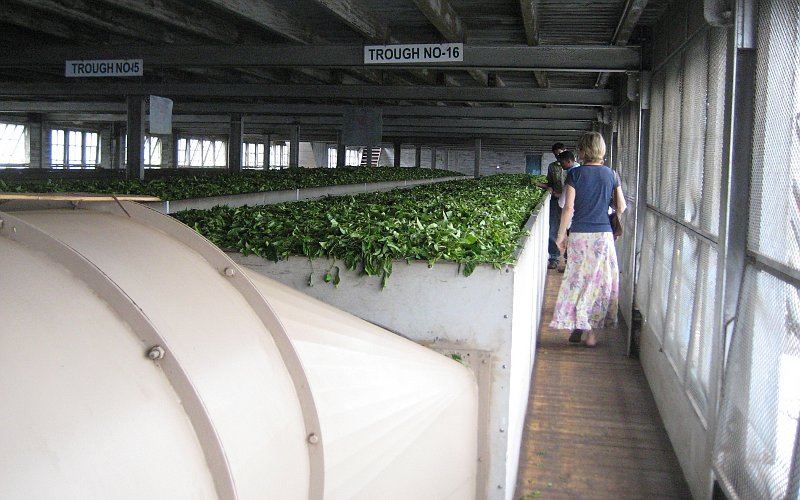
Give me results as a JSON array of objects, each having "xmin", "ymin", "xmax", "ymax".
[
  {"xmin": 647, "ymin": 71, "xmax": 665, "ymax": 206},
  {"xmin": 678, "ymin": 32, "xmax": 709, "ymax": 228},
  {"xmin": 638, "ymin": 22, "xmax": 729, "ymax": 428},
  {"xmin": 615, "ymin": 101, "xmax": 641, "ymax": 326},
  {"xmin": 660, "ymin": 57, "xmax": 683, "ymax": 216},
  {"xmin": 636, "ymin": 209, "xmax": 658, "ymax": 316},
  {"xmin": 646, "ymin": 214, "xmax": 676, "ymax": 342},
  {"xmin": 617, "ymin": 102, "xmax": 641, "ymax": 199},
  {"xmin": 618, "ymin": 201, "xmax": 637, "ymax": 327},
  {"xmin": 714, "ymin": 266, "xmax": 800, "ymax": 499},
  {"xmin": 702, "ymin": 29, "xmax": 728, "ymax": 237},
  {"xmin": 748, "ymin": 0, "xmax": 800, "ymax": 273},
  {"xmin": 713, "ymin": 2, "xmax": 800, "ymax": 498},
  {"xmin": 663, "ymin": 227, "xmax": 700, "ymax": 376},
  {"xmin": 687, "ymin": 242, "xmax": 718, "ymax": 416}
]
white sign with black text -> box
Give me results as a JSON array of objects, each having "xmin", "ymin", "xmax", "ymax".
[
  {"xmin": 364, "ymin": 43, "xmax": 463, "ymax": 64},
  {"xmin": 65, "ymin": 59, "xmax": 143, "ymax": 77}
]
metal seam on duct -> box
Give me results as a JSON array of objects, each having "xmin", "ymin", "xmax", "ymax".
[
  {"xmin": 0, "ymin": 210, "xmax": 238, "ymax": 500},
  {"xmin": 91, "ymin": 200, "xmax": 326, "ymax": 500}
]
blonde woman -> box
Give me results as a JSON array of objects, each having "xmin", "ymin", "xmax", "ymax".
[{"xmin": 549, "ymin": 132, "xmax": 626, "ymax": 347}]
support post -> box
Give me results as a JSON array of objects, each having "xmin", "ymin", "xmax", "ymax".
[
  {"xmin": 161, "ymin": 132, "xmax": 174, "ymax": 169},
  {"xmin": 431, "ymin": 146, "xmax": 437, "ymax": 170},
  {"xmin": 393, "ymin": 140, "xmax": 402, "ymax": 168},
  {"xmin": 474, "ymin": 138, "xmax": 482, "ymax": 178},
  {"xmin": 290, "ymin": 125, "xmax": 300, "ymax": 168},
  {"xmin": 30, "ymin": 113, "xmax": 44, "ymax": 169},
  {"xmin": 229, "ymin": 113, "xmax": 243, "ymax": 174},
  {"xmin": 126, "ymin": 95, "xmax": 145, "ymax": 180},
  {"xmin": 415, "ymin": 145, "xmax": 422, "ymax": 168},
  {"xmin": 265, "ymin": 133, "xmax": 271, "ymax": 170},
  {"xmin": 337, "ymin": 132, "xmax": 346, "ymax": 168},
  {"xmin": 709, "ymin": 1, "xmax": 758, "ymax": 495}
]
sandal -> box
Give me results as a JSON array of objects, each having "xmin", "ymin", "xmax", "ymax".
[{"xmin": 568, "ymin": 329, "xmax": 582, "ymax": 343}]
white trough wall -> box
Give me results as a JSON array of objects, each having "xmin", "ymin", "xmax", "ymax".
[{"xmin": 230, "ymin": 197, "xmax": 550, "ymax": 500}]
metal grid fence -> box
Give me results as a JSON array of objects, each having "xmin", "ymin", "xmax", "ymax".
[
  {"xmin": 639, "ymin": 26, "xmax": 727, "ymax": 424},
  {"xmin": 677, "ymin": 33, "xmax": 708, "ymax": 228},
  {"xmin": 714, "ymin": 0, "xmax": 800, "ymax": 497},
  {"xmin": 659, "ymin": 57, "xmax": 683, "ymax": 217},
  {"xmin": 715, "ymin": 267, "xmax": 800, "ymax": 499},
  {"xmin": 702, "ymin": 30, "xmax": 727, "ymax": 238},
  {"xmin": 615, "ymin": 101, "xmax": 641, "ymax": 328}
]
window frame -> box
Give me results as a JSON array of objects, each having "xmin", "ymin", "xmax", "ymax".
[
  {"xmin": 176, "ymin": 135, "xmax": 228, "ymax": 168},
  {"xmin": 50, "ymin": 127, "xmax": 101, "ymax": 169},
  {"xmin": 0, "ymin": 121, "xmax": 30, "ymax": 168}
]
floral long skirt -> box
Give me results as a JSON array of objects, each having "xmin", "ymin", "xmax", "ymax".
[{"xmin": 549, "ymin": 232, "xmax": 619, "ymax": 331}]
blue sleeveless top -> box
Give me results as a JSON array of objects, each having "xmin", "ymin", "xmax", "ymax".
[{"xmin": 565, "ymin": 165, "xmax": 620, "ymax": 233}]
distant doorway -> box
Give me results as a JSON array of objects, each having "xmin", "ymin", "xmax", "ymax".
[{"xmin": 525, "ymin": 154, "xmax": 542, "ymax": 174}]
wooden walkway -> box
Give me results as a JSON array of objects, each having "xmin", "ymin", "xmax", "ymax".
[{"xmin": 514, "ymin": 268, "xmax": 692, "ymax": 500}]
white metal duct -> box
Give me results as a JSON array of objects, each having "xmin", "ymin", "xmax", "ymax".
[{"xmin": 0, "ymin": 200, "xmax": 477, "ymax": 500}]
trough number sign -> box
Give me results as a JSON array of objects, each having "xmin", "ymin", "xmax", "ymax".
[
  {"xmin": 65, "ymin": 59, "xmax": 143, "ymax": 77},
  {"xmin": 364, "ymin": 43, "xmax": 463, "ymax": 64}
]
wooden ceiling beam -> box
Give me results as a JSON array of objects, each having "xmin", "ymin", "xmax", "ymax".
[
  {"xmin": 409, "ymin": 0, "xmax": 499, "ymax": 87},
  {"xmin": 596, "ymin": 0, "xmax": 648, "ymax": 88},
  {"xmin": 0, "ymin": 45, "xmax": 641, "ymax": 71},
  {"xmin": 199, "ymin": 0, "xmax": 389, "ymax": 85},
  {"xmin": 95, "ymin": 0, "xmax": 239, "ymax": 42},
  {"xmin": 0, "ymin": 82, "xmax": 613, "ymax": 105},
  {"xmin": 199, "ymin": 0, "xmax": 316, "ymax": 44},
  {"xmin": 0, "ymin": 3, "xmax": 89, "ymax": 41},
  {"xmin": 12, "ymin": 0, "xmax": 200, "ymax": 43},
  {"xmin": 519, "ymin": 0, "xmax": 548, "ymax": 88},
  {"xmin": 0, "ymin": 101, "xmax": 600, "ymax": 120},
  {"xmin": 310, "ymin": 0, "xmax": 457, "ymax": 87}
]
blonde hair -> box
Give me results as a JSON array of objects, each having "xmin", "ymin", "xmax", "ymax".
[{"xmin": 577, "ymin": 132, "xmax": 606, "ymax": 164}]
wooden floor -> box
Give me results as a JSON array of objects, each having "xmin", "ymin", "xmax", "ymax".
[{"xmin": 514, "ymin": 267, "xmax": 692, "ymax": 500}]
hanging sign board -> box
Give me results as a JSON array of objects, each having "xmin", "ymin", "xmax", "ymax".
[
  {"xmin": 341, "ymin": 107, "xmax": 382, "ymax": 146},
  {"xmin": 65, "ymin": 59, "xmax": 143, "ymax": 77},
  {"xmin": 148, "ymin": 95, "xmax": 173, "ymax": 135},
  {"xmin": 364, "ymin": 43, "xmax": 463, "ymax": 64}
]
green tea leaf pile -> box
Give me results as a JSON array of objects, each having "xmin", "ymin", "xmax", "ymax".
[
  {"xmin": 174, "ymin": 174, "xmax": 547, "ymax": 286},
  {"xmin": 0, "ymin": 167, "xmax": 460, "ymax": 200}
]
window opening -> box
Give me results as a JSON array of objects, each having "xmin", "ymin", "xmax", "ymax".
[
  {"xmin": 0, "ymin": 122, "xmax": 29, "ymax": 168},
  {"xmin": 327, "ymin": 146, "xmax": 337, "ymax": 168},
  {"xmin": 270, "ymin": 142, "xmax": 289, "ymax": 168},
  {"xmin": 243, "ymin": 141, "xmax": 265, "ymax": 169},
  {"xmin": 177, "ymin": 137, "xmax": 227, "ymax": 168},
  {"xmin": 51, "ymin": 128, "xmax": 100, "ymax": 169}
]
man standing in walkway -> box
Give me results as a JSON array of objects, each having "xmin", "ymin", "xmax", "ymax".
[{"xmin": 535, "ymin": 142, "xmax": 567, "ymax": 269}]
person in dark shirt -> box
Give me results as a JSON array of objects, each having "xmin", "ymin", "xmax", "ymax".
[
  {"xmin": 549, "ymin": 132, "xmax": 626, "ymax": 347},
  {"xmin": 534, "ymin": 142, "xmax": 566, "ymax": 269},
  {"xmin": 555, "ymin": 149, "xmax": 578, "ymax": 272}
]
